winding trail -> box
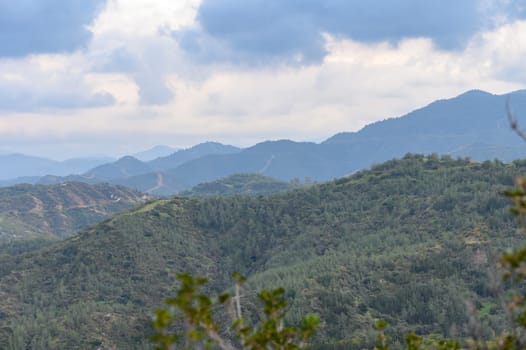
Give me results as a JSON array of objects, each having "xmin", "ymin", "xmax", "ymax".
[
  {"xmin": 259, "ymin": 155, "xmax": 275, "ymax": 174},
  {"xmin": 146, "ymin": 173, "xmax": 164, "ymax": 193}
]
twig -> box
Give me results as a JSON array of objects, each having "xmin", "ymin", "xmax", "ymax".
[
  {"xmin": 206, "ymin": 329, "xmax": 237, "ymax": 350},
  {"xmin": 234, "ymin": 282, "xmax": 243, "ymax": 320},
  {"xmin": 507, "ymin": 96, "xmax": 526, "ymax": 142}
]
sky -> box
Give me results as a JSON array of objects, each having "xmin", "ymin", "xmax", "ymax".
[{"xmin": 1, "ymin": 0, "xmax": 526, "ymax": 159}]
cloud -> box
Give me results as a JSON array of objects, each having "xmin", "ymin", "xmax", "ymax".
[
  {"xmin": 176, "ymin": 0, "xmax": 526, "ymax": 65},
  {"xmin": 467, "ymin": 20, "xmax": 526, "ymax": 83},
  {"xmin": 0, "ymin": 54, "xmax": 116, "ymax": 111},
  {"xmin": 88, "ymin": 0, "xmax": 204, "ymax": 105},
  {"xmin": 1, "ymin": 0, "xmax": 526, "ymax": 160},
  {"xmin": 94, "ymin": 47, "xmax": 172, "ymax": 104},
  {"xmin": 97, "ymin": 47, "xmax": 141, "ymax": 73},
  {"xmin": 0, "ymin": 0, "xmax": 199, "ymax": 110},
  {"xmin": 0, "ymin": 0, "xmax": 107, "ymax": 57},
  {"xmin": 92, "ymin": 39, "xmax": 180, "ymax": 105},
  {"xmin": 0, "ymin": 89, "xmax": 114, "ymax": 112},
  {"xmin": 5, "ymin": 22, "xmax": 523, "ymax": 152}
]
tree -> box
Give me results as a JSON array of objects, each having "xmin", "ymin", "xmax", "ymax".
[{"xmin": 151, "ymin": 273, "xmax": 319, "ymax": 350}]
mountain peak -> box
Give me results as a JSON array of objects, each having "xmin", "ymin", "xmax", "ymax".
[
  {"xmin": 116, "ymin": 156, "xmax": 143, "ymax": 165},
  {"xmin": 84, "ymin": 156, "xmax": 151, "ymax": 180},
  {"xmin": 133, "ymin": 145, "xmax": 179, "ymax": 161},
  {"xmin": 148, "ymin": 142, "xmax": 241, "ymax": 171},
  {"xmin": 190, "ymin": 141, "xmax": 240, "ymax": 152},
  {"xmin": 456, "ymin": 89, "xmax": 493, "ymax": 98}
]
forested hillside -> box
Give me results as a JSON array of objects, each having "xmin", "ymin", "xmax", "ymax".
[
  {"xmin": 0, "ymin": 155, "xmax": 524, "ymax": 349},
  {"xmin": 180, "ymin": 173, "xmax": 293, "ymax": 197},
  {"xmin": 0, "ymin": 182, "xmax": 148, "ymax": 246}
]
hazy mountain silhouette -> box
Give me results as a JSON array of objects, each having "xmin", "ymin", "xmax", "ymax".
[
  {"xmin": 5, "ymin": 90, "xmax": 526, "ymax": 194},
  {"xmin": 132, "ymin": 145, "xmax": 180, "ymax": 161},
  {"xmin": 0, "ymin": 154, "xmax": 114, "ymax": 181}
]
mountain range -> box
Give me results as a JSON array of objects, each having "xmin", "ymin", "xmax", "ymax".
[
  {"xmin": 31, "ymin": 142, "xmax": 241, "ymax": 192},
  {"xmin": 2, "ymin": 89, "xmax": 526, "ymax": 195},
  {"xmin": 0, "ymin": 155, "xmax": 114, "ymax": 181},
  {"xmin": 132, "ymin": 145, "xmax": 180, "ymax": 161}
]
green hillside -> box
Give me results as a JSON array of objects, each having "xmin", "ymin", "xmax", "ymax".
[
  {"xmin": 0, "ymin": 182, "xmax": 149, "ymax": 246},
  {"xmin": 0, "ymin": 155, "xmax": 524, "ymax": 349},
  {"xmin": 181, "ymin": 173, "xmax": 293, "ymax": 197}
]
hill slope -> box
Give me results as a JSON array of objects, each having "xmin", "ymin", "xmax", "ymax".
[
  {"xmin": 0, "ymin": 155, "xmax": 524, "ymax": 349},
  {"xmin": 0, "ymin": 182, "xmax": 149, "ymax": 243},
  {"xmin": 180, "ymin": 173, "xmax": 293, "ymax": 197}
]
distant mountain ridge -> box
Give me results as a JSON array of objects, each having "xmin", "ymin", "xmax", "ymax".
[
  {"xmin": 33, "ymin": 142, "xmax": 242, "ymax": 190},
  {"xmin": 3, "ymin": 89, "xmax": 526, "ymax": 194},
  {"xmin": 148, "ymin": 141, "xmax": 241, "ymax": 170},
  {"xmin": 140, "ymin": 89, "xmax": 525, "ymax": 193},
  {"xmin": 0, "ymin": 142, "xmax": 235, "ymax": 182},
  {"xmin": 323, "ymin": 89, "xmax": 526, "ymax": 165},
  {"xmin": 0, "ymin": 154, "xmax": 115, "ymax": 181},
  {"xmin": 84, "ymin": 156, "xmax": 153, "ymax": 180},
  {"xmin": 132, "ymin": 145, "xmax": 180, "ymax": 161}
]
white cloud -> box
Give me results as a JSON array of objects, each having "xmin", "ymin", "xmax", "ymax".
[
  {"xmin": 87, "ymin": 0, "xmax": 205, "ymax": 105},
  {"xmin": 0, "ymin": 1, "xmax": 526, "ymax": 158},
  {"xmin": 90, "ymin": 0, "xmax": 201, "ymax": 36},
  {"xmin": 84, "ymin": 73, "xmax": 139, "ymax": 105},
  {"xmin": 0, "ymin": 53, "xmax": 115, "ymax": 110},
  {"xmin": 466, "ymin": 20, "xmax": 526, "ymax": 82}
]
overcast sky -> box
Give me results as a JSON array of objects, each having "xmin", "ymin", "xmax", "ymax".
[{"xmin": 1, "ymin": 0, "xmax": 526, "ymax": 159}]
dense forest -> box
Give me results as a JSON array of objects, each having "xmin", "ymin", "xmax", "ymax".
[
  {"xmin": 180, "ymin": 173, "xmax": 294, "ymax": 197},
  {"xmin": 0, "ymin": 155, "xmax": 525, "ymax": 349}
]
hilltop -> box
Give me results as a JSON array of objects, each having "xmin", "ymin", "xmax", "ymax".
[{"xmin": 180, "ymin": 173, "xmax": 294, "ymax": 197}]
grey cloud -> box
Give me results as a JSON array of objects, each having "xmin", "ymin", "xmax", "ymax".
[
  {"xmin": 38, "ymin": 92, "xmax": 115, "ymax": 109},
  {"xmin": 95, "ymin": 47, "xmax": 141, "ymax": 73},
  {"xmin": 135, "ymin": 74, "xmax": 173, "ymax": 105},
  {"xmin": 94, "ymin": 47, "xmax": 174, "ymax": 105},
  {"xmin": 176, "ymin": 0, "xmax": 526, "ymax": 65},
  {"xmin": 0, "ymin": 0, "xmax": 107, "ymax": 57}
]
